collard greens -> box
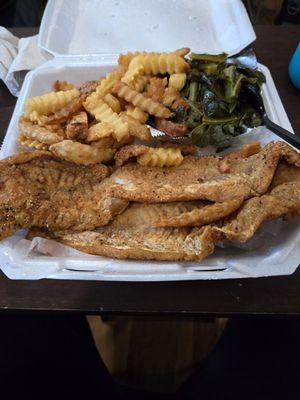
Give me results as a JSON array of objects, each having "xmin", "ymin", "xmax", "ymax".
[{"xmin": 176, "ymin": 53, "xmax": 266, "ymax": 150}]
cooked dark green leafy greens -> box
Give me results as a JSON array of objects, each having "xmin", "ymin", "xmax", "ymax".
[{"xmin": 174, "ymin": 52, "xmax": 266, "ymax": 150}]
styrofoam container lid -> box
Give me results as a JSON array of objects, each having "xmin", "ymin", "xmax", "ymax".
[{"xmin": 39, "ymin": 0, "xmax": 256, "ymax": 57}]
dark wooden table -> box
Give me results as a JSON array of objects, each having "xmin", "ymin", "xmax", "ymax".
[{"xmin": 0, "ymin": 26, "xmax": 300, "ymax": 316}]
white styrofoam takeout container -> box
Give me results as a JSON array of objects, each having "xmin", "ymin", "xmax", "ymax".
[
  {"xmin": 0, "ymin": 0, "xmax": 297, "ymax": 280},
  {"xmin": 38, "ymin": 0, "xmax": 256, "ymax": 57}
]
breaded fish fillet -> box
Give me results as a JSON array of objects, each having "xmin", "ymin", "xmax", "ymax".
[
  {"xmin": 27, "ymin": 225, "xmax": 216, "ymax": 262},
  {"xmin": 109, "ymin": 199, "xmax": 244, "ymax": 228},
  {"xmin": 28, "ymin": 160, "xmax": 300, "ymax": 262},
  {"xmin": 215, "ymin": 163, "xmax": 300, "ymax": 242},
  {"xmin": 0, "ymin": 151, "xmax": 127, "ymax": 239},
  {"xmin": 107, "ymin": 142, "xmax": 300, "ymax": 203}
]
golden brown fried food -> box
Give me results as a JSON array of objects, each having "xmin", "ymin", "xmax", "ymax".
[
  {"xmin": 45, "ymin": 95, "xmax": 84, "ymax": 125},
  {"xmin": 114, "ymin": 145, "xmax": 150, "ymax": 167},
  {"xmin": 0, "ymin": 151, "xmax": 127, "ymax": 239},
  {"xmin": 241, "ymin": 141, "xmax": 261, "ymax": 157},
  {"xmin": 154, "ymin": 118, "xmax": 188, "ymax": 137},
  {"xmin": 86, "ymin": 122, "xmax": 114, "ymax": 142},
  {"xmin": 18, "ymin": 134, "xmax": 49, "ymax": 150},
  {"xmin": 66, "ymin": 111, "xmax": 88, "ymax": 140},
  {"xmin": 168, "ymin": 73, "xmax": 187, "ymax": 91},
  {"xmin": 78, "ymin": 80, "xmax": 98, "ymax": 96},
  {"xmin": 271, "ymin": 162, "xmax": 300, "ymax": 188},
  {"xmin": 163, "ymin": 86, "xmax": 181, "ymax": 106},
  {"xmin": 214, "ymin": 181, "xmax": 300, "ymax": 242},
  {"xmin": 90, "ymin": 136, "xmax": 117, "ymax": 149},
  {"xmin": 146, "ymin": 77, "xmax": 167, "ymax": 103},
  {"xmin": 30, "ymin": 225, "xmax": 215, "ymax": 262},
  {"xmin": 155, "ymin": 141, "xmax": 196, "ymax": 155},
  {"xmin": 124, "ymin": 105, "xmax": 148, "ymax": 124},
  {"xmin": 174, "ymin": 47, "xmax": 190, "ymax": 57},
  {"xmin": 49, "ymin": 140, "xmax": 116, "ymax": 165},
  {"xmin": 109, "ymin": 199, "xmax": 243, "ymax": 228},
  {"xmin": 154, "ymin": 198, "xmax": 244, "ymax": 227},
  {"xmin": 24, "ymin": 88, "xmax": 80, "ymax": 117},
  {"xmin": 112, "ymin": 82, "xmax": 174, "ymax": 119},
  {"xmin": 103, "ymin": 93, "xmax": 121, "ymax": 113},
  {"xmin": 27, "ymin": 157, "xmax": 300, "ymax": 262},
  {"xmin": 19, "ymin": 117, "xmax": 64, "ymax": 145},
  {"xmin": 53, "ymin": 80, "xmax": 75, "ymax": 91},
  {"xmin": 119, "ymin": 113, "xmax": 151, "ymax": 141},
  {"xmin": 138, "ymin": 147, "xmax": 183, "ymax": 167},
  {"xmin": 107, "ymin": 142, "xmax": 300, "ymax": 203}
]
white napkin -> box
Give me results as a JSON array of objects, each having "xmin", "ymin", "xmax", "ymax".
[{"xmin": 0, "ymin": 27, "xmax": 51, "ymax": 96}]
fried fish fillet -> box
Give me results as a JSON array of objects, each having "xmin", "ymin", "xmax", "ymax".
[
  {"xmin": 27, "ymin": 225, "xmax": 216, "ymax": 262},
  {"xmin": 28, "ymin": 160, "xmax": 300, "ymax": 261},
  {"xmin": 154, "ymin": 198, "xmax": 244, "ymax": 227},
  {"xmin": 109, "ymin": 198, "xmax": 244, "ymax": 228},
  {"xmin": 0, "ymin": 151, "xmax": 127, "ymax": 239},
  {"xmin": 214, "ymin": 163, "xmax": 300, "ymax": 242},
  {"xmin": 107, "ymin": 141, "xmax": 300, "ymax": 203}
]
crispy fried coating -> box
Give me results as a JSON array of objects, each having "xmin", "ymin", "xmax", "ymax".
[
  {"xmin": 29, "ymin": 225, "xmax": 215, "ymax": 262},
  {"xmin": 27, "ymin": 156, "xmax": 300, "ymax": 262},
  {"xmin": 108, "ymin": 142, "xmax": 300, "ymax": 203},
  {"xmin": 0, "ymin": 152, "xmax": 127, "ymax": 239},
  {"xmin": 49, "ymin": 140, "xmax": 116, "ymax": 165},
  {"xmin": 66, "ymin": 111, "xmax": 89, "ymax": 140},
  {"xmin": 19, "ymin": 117, "xmax": 64, "ymax": 145}
]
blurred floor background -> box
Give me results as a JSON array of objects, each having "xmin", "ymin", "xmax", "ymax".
[{"xmin": 87, "ymin": 316, "xmax": 227, "ymax": 392}]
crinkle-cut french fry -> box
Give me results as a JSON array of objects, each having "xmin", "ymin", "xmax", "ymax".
[
  {"xmin": 53, "ymin": 80, "xmax": 76, "ymax": 91},
  {"xmin": 86, "ymin": 122, "xmax": 114, "ymax": 142},
  {"xmin": 113, "ymin": 82, "xmax": 174, "ymax": 119},
  {"xmin": 103, "ymin": 93, "xmax": 121, "ymax": 113},
  {"xmin": 127, "ymin": 52, "xmax": 189, "ymax": 76},
  {"xmin": 18, "ymin": 117, "xmax": 64, "ymax": 145},
  {"xmin": 45, "ymin": 95, "xmax": 84, "ymax": 125},
  {"xmin": 24, "ymin": 88, "xmax": 79, "ymax": 117},
  {"xmin": 118, "ymin": 51, "xmax": 142, "ymax": 68},
  {"xmin": 44, "ymin": 124, "xmax": 65, "ymax": 137},
  {"xmin": 66, "ymin": 111, "xmax": 88, "ymax": 140},
  {"xmin": 129, "ymin": 75, "xmax": 149, "ymax": 92},
  {"xmin": 83, "ymin": 93, "xmax": 129, "ymax": 142},
  {"xmin": 155, "ymin": 141, "xmax": 196, "ymax": 156},
  {"xmin": 121, "ymin": 57, "xmax": 145, "ymax": 85},
  {"xmin": 163, "ymin": 87, "xmax": 180, "ymax": 106},
  {"xmin": 28, "ymin": 112, "xmax": 65, "ymax": 135},
  {"xmin": 174, "ymin": 47, "xmax": 190, "ymax": 57},
  {"xmin": 49, "ymin": 140, "xmax": 116, "ymax": 165},
  {"xmin": 95, "ymin": 66, "xmax": 126, "ymax": 98},
  {"xmin": 28, "ymin": 111, "xmax": 48, "ymax": 126},
  {"xmin": 18, "ymin": 134, "xmax": 49, "ymax": 150},
  {"xmin": 137, "ymin": 147, "xmax": 183, "ymax": 167},
  {"xmin": 125, "ymin": 105, "xmax": 148, "ymax": 124},
  {"xmin": 118, "ymin": 49, "xmax": 188, "ymax": 67},
  {"xmin": 120, "ymin": 113, "xmax": 151, "ymax": 142},
  {"xmin": 169, "ymin": 73, "xmax": 187, "ymax": 91}
]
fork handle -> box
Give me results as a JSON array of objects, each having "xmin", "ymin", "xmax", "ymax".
[{"xmin": 264, "ymin": 116, "xmax": 300, "ymax": 150}]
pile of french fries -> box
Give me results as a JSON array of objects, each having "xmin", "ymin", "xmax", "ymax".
[{"xmin": 18, "ymin": 48, "xmax": 191, "ymax": 166}]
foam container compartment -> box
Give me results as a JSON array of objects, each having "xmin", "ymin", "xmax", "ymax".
[
  {"xmin": 0, "ymin": 0, "xmax": 298, "ymax": 280},
  {"xmin": 38, "ymin": 0, "xmax": 256, "ymax": 57}
]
